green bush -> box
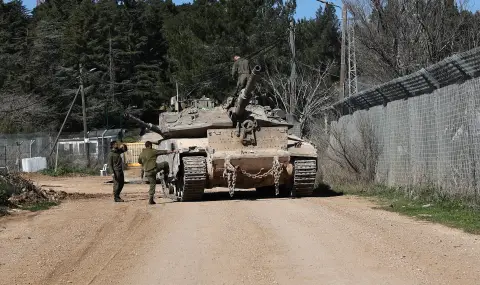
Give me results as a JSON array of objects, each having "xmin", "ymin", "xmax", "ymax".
[
  {"xmin": 40, "ymin": 166, "xmax": 99, "ymax": 177},
  {"xmin": 0, "ymin": 176, "xmax": 19, "ymax": 206},
  {"xmin": 0, "ymin": 180, "xmax": 13, "ymax": 206}
]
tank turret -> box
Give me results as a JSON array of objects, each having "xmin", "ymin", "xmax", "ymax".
[
  {"xmin": 234, "ymin": 65, "xmax": 262, "ymax": 118},
  {"xmin": 124, "ymin": 112, "xmax": 164, "ymax": 137}
]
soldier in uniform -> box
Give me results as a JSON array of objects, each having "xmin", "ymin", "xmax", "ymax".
[
  {"xmin": 138, "ymin": 141, "xmax": 176, "ymax": 205},
  {"xmin": 222, "ymin": 96, "xmax": 235, "ymax": 110},
  {"xmin": 139, "ymin": 140, "xmax": 162, "ymax": 182},
  {"xmin": 231, "ymin": 55, "xmax": 251, "ymax": 95},
  {"xmin": 108, "ymin": 141, "xmax": 128, "ymax": 202}
]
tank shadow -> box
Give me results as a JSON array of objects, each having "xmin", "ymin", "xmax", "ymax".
[
  {"xmin": 196, "ymin": 183, "xmax": 343, "ymax": 202},
  {"xmin": 311, "ymin": 183, "xmax": 344, "ymax": 197},
  {"xmin": 124, "ymin": 197, "xmax": 177, "ymax": 204},
  {"xmin": 201, "ymin": 190, "xmax": 268, "ymax": 202}
]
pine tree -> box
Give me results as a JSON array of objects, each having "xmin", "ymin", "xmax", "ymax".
[
  {"xmin": 0, "ymin": 0, "xmax": 43, "ymax": 133},
  {"xmin": 296, "ymin": 5, "xmax": 340, "ymax": 73}
]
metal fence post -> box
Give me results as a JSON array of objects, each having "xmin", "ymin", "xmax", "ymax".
[
  {"xmin": 16, "ymin": 141, "xmax": 23, "ymax": 172},
  {"xmin": 55, "ymin": 143, "xmax": 59, "ymax": 172},
  {"xmin": 29, "ymin": 139, "xmax": 35, "ymax": 158}
]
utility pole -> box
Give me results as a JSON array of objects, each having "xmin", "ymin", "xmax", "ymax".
[
  {"xmin": 285, "ymin": 0, "xmax": 297, "ymax": 117},
  {"xmin": 347, "ymin": 17, "xmax": 358, "ymax": 97},
  {"xmin": 317, "ymin": 0, "xmax": 347, "ymax": 103},
  {"xmin": 79, "ymin": 64, "xmax": 90, "ymax": 167},
  {"xmin": 289, "ymin": 18, "xmax": 296, "ymax": 116},
  {"xmin": 176, "ymin": 81, "xmax": 179, "ymax": 112},
  {"xmin": 48, "ymin": 87, "xmax": 81, "ymax": 158},
  {"xmin": 108, "ymin": 34, "xmax": 114, "ymax": 128},
  {"xmin": 109, "ymin": 34, "xmax": 115, "ymax": 103},
  {"xmin": 340, "ymin": 3, "xmax": 347, "ymax": 101}
]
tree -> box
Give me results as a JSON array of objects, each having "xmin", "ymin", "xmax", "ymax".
[
  {"xmin": 296, "ymin": 4, "xmax": 341, "ymax": 74},
  {"xmin": 264, "ymin": 62, "xmax": 337, "ymax": 138},
  {"xmin": 0, "ymin": 0, "xmax": 51, "ymax": 133},
  {"xmin": 0, "ymin": 0, "xmax": 348, "ymax": 134},
  {"xmin": 346, "ymin": 0, "xmax": 475, "ymax": 83}
]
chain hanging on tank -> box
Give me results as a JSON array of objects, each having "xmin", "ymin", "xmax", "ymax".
[
  {"xmin": 224, "ymin": 156, "xmax": 282, "ymax": 197},
  {"xmin": 223, "ymin": 156, "xmax": 237, "ymax": 197},
  {"xmin": 272, "ymin": 157, "xmax": 282, "ymax": 195}
]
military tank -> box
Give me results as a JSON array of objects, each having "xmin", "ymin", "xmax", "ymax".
[{"xmin": 125, "ymin": 65, "xmax": 318, "ymax": 201}]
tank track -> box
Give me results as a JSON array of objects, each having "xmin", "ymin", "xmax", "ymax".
[
  {"xmin": 179, "ymin": 156, "xmax": 206, "ymax": 201},
  {"xmin": 292, "ymin": 159, "xmax": 317, "ymax": 197}
]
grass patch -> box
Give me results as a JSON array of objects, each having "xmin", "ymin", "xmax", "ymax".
[
  {"xmin": 335, "ymin": 183, "xmax": 480, "ymax": 235},
  {"xmin": 40, "ymin": 166, "xmax": 98, "ymax": 177},
  {"xmin": 20, "ymin": 201, "xmax": 59, "ymax": 212}
]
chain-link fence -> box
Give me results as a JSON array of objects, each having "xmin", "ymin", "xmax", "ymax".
[
  {"xmin": 0, "ymin": 133, "xmax": 52, "ymax": 172},
  {"xmin": 0, "ymin": 132, "xmax": 117, "ymax": 173},
  {"xmin": 323, "ymin": 68, "xmax": 480, "ymax": 201}
]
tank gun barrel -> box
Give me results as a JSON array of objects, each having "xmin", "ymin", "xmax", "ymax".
[
  {"xmin": 124, "ymin": 112, "xmax": 164, "ymax": 136},
  {"xmin": 235, "ymin": 65, "xmax": 262, "ymax": 117}
]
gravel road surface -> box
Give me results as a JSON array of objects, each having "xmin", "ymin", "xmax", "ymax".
[{"xmin": 1, "ymin": 174, "xmax": 480, "ymax": 285}]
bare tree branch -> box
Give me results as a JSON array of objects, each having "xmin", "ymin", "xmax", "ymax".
[
  {"xmin": 263, "ymin": 61, "xmax": 337, "ymax": 138},
  {"xmin": 346, "ymin": 0, "xmax": 479, "ymax": 83}
]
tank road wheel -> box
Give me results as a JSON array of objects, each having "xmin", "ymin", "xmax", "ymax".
[
  {"xmin": 290, "ymin": 159, "xmax": 317, "ymax": 198},
  {"xmin": 176, "ymin": 156, "xmax": 207, "ymax": 202}
]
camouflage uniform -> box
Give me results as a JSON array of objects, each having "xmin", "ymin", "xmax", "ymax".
[
  {"xmin": 232, "ymin": 57, "xmax": 251, "ymax": 94},
  {"xmin": 138, "ymin": 147, "xmax": 171, "ymax": 204},
  {"xmin": 108, "ymin": 148, "xmax": 125, "ymax": 202},
  {"xmin": 222, "ymin": 96, "xmax": 235, "ymax": 109},
  {"xmin": 139, "ymin": 141, "xmax": 166, "ymax": 182}
]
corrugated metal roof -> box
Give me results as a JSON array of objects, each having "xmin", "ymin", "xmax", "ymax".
[{"xmin": 59, "ymin": 129, "xmax": 123, "ymax": 140}]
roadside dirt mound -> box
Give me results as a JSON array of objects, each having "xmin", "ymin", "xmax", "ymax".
[{"xmin": 0, "ymin": 173, "xmax": 67, "ymax": 208}]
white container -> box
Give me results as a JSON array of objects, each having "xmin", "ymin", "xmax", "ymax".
[{"xmin": 21, "ymin": 157, "xmax": 47, "ymax": 172}]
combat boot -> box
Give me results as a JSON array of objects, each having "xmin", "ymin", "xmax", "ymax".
[
  {"xmin": 114, "ymin": 191, "xmax": 124, "ymax": 202},
  {"xmin": 114, "ymin": 196, "xmax": 124, "ymax": 202},
  {"xmin": 148, "ymin": 196, "xmax": 156, "ymax": 205}
]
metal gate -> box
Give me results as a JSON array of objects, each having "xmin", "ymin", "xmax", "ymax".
[{"xmin": 123, "ymin": 143, "xmax": 144, "ymax": 167}]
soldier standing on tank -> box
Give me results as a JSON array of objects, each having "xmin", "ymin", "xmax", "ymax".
[
  {"xmin": 231, "ymin": 55, "xmax": 251, "ymax": 95},
  {"xmin": 108, "ymin": 141, "xmax": 127, "ymax": 202},
  {"xmin": 138, "ymin": 141, "xmax": 176, "ymax": 205}
]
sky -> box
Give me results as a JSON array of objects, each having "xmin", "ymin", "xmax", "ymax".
[{"xmin": 11, "ymin": 0, "xmax": 480, "ymax": 20}]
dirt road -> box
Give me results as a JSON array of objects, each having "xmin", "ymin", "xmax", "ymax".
[{"xmin": 1, "ymin": 174, "xmax": 480, "ymax": 285}]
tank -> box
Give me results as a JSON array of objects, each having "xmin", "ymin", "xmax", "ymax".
[{"xmin": 125, "ymin": 65, "xmax": 318, "ymax": 201}]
